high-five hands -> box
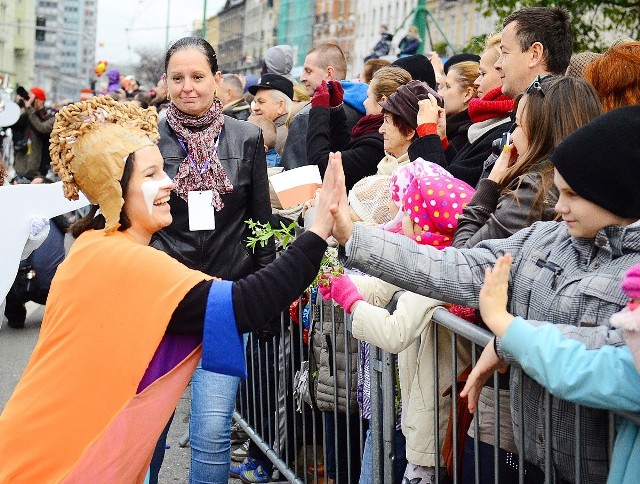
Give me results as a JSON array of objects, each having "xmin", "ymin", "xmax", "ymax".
[{"xmin": 308, "ymin": 152, "xmax": 345, "ymax": 240}]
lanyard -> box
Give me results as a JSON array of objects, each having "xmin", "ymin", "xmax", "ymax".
[{"xmin": 176, "ymin": 135, "xmax": 220, "ymax": 178}]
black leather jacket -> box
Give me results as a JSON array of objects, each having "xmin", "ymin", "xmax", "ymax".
[{"xmin": 151, "ymin": 115, "xmax": 275, "ymax": 280}]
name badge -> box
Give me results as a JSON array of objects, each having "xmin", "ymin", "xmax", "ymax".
[{"xmin": 188, "ymin": 191, "xmax": 216, "ymax": 231}]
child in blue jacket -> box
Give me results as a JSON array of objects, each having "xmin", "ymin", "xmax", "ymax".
[{"xmin": 464, "ymin": 255, "xmax": 640, "ymax": 483}]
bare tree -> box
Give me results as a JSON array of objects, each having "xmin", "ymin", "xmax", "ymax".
[{"xmin": 133, "ymin": 46, "xmax": 165, "ymax": 88}]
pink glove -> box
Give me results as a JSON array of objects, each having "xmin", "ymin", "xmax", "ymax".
[{"xmin": 328, "ymin": 274, "xmax": 364, "ymax": 314}]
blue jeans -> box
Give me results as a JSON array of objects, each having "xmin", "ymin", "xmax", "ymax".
[
  {"xmin": 359, "ymin": 426, "xmax": 407, "ymax": 484},
  {"xmin": 189, "ymin": 363, "xmax": 240, "ymax": 483}
]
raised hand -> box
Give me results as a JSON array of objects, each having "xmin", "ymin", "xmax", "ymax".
[
  {"xmin": 29, "ymin": 217, "xmax": 49, "ymax": 237},
  {"xmin": 311, "ymin": 80, "xmax": 330, "ymax": 109},
  {"xmin": 488, "ymin": 144, "xmax": 517, "ymax": 183},
  {"xmin": 318, "ymin": 273, "xmax": 364, "ymax": 314},
  {"xmin": 479, "ymin": 254, "xmax": 514, "ymax": 337},
  {"xmin": 326, "ymin": 152, "xmax": 353, "ymax": 245},
  {"xmin": 417, "ymin": 95, "xmax": 446, "ymax": 139},
  {"xmin": 327, "ymin": 80, "xmax": 344, "ymax": 107},
  {"xmin": 308, "ymin": 152, "xmax": 344, "ymax": 240}
]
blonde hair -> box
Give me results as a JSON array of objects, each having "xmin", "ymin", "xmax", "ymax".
[
  {"xmin": 371, "ymin": 66, "xmax": 412, "ymax": 101},
  {"xmin": 483, "ymin": 33, "xmax": 502, "ymax": 64},
  {"xmin": 448, "ymin": 61, "xmax": 479, "ymax": 94}
]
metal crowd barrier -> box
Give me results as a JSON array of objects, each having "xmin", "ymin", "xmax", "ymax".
[{"xmin": 233, "ymin": 296, "xmax": 640, "ymax": 483}]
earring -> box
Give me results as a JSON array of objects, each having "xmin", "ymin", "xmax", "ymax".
[{"xmin": 167, "ymin": 91, "xmax": 171, "ymax": 101}]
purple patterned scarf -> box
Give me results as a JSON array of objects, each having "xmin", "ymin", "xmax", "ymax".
[{"xmin": 166, "ymin": 98, "xmax": 232, "ymax": 210}]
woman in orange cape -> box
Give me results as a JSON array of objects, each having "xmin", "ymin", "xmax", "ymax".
[{"xmin": 0, "ymin": 96, "xmax": 341, "ymax": 482}]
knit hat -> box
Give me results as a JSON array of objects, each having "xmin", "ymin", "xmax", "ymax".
[
  {"xmin": 622, "ymin": 264, "xmax": 640, "ymax": 299},
  {"xmin": 30, "ymin": 87, "xmax": 46, "ymax": 101},
  {"xmin": 401, "ymin": 174, "xmax": 475, "ymax": 246},
  {"xmin": 565, "ymin": 52, "xmax": 602, "ymax": 78},
  {"xmin": 347, "ymin": 175, "xmax": 392, "ymax": 225},
  {"xmin": 263, "ymin": 45, "xmax": 295, "ymax": 83},
  {"xmin": 443, "ymin": 53, "xmax": 481, "ymax": 74},
  {"xmin": 392, "ymin": 55, "xmax": 437, "ymax": 89},
  {"xmin": 49, "ymin": 96, "xmax": 159, "ymax": 233},
  {"xmin": 379, "ymin": 80, "xmax": 433, "ymax": 129},
  {"xmin": 382, "ymin": 158, "xmax": 453, "ymax": 232},
  {"xmin": 550, "ymin": 105, "xmax": 640, "ymax": 219}
]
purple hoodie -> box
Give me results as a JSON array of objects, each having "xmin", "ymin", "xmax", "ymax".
[{"xmin": 107, "ymin": 69, "xmax": 121, "ymax": 93}]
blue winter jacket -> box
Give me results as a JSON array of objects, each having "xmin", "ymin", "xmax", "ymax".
[{"xmin": 502, "ymin": 317, "xmax": 640, "ymax": 483}]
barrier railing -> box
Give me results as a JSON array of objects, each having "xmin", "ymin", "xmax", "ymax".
[{"xmin": 233, "ymin": 296, "xmax": 640, "ymax": 483}]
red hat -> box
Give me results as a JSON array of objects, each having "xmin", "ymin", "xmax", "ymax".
[{"xmin": 30, "ymin": 87, "xmax": 46, "ymax": 101}]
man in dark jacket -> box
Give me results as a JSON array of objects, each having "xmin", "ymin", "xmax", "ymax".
[
  {"xmin": 364, "ymin": 24, "xmax": 393, "ymax": 61},
  {"xmin": 12, "ymin": 87, "xmax": 55, "ymax": 180},
  {"xmin": 281, "ymin": 43, "xmax": 363, "ymax": 170},
  {"xmin": 219, "ymin": 74, "xmax": 251, "ymax": 121}
]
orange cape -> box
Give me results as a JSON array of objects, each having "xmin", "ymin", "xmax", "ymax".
[{"xmin": 0, "ymin": 230, "xmax": 210, "ymax": 482}]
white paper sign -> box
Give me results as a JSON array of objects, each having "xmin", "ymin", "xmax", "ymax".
[{"xmin": 0, "ymin": 182, "xmax": 90, "ymax": 306}]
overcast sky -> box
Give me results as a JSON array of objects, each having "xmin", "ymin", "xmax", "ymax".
[{"xmin": 95, "ymin": 0, "xmax": 225, "ymax": 65}]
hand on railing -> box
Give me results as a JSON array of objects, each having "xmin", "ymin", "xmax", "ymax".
[
  {"xmin": 318, "ymin": 273, "xmax": 364, "ymax": 314},
  {"xmin": 460, "ymin": 340, "xmax": 509, "ymax": 413}
]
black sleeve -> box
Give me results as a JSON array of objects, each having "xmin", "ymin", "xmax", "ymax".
[
  {"xmin": 307, "ymin": 106, "xmax": 352, "ymax": 176},
  {"xmin": 407, "ymin": 134, "xmax": 449, "ymax": 168},
  {"xmin": 166, "ymin": 231, "xmax": 327, "ymax": 335},
  {"xmin": 231, "ymin": 231, "xmax": 326, "ymax": 333},
  {"xmin": 307, "ymin": 106, "xmax": 383, "ymax": 191}
]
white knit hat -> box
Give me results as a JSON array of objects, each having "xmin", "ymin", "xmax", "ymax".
[{"xmin": 347, "ymin": 175, "xmax": 392, "ymax": 225}]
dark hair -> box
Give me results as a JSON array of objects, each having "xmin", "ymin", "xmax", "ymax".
[
  {"xmin": 70, "ymin": 152, "xmax": 135, "ymax": 238},
  {"xmin": 382, "ymin": 110, "xmax": 417, "ymax": 141},
  {"xmin": 499, "ymin": 76, "xmax": 602, "ymax": 221},
  {"xmin": 164, "ymin": 37, "xmax": 218, "ymax": 75},
  {"xmin": 0, "ymin": 161, "xmax": 7, "ymax": 185},
  {"xmin": 503, "ymin": 7, "xmax": 573, "ymax": 75}
]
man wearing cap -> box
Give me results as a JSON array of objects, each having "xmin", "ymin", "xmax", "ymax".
[
  {"xmin": 249, "ymin": 73, "xmax": 293, "ymax": 154},
  {"xmin": 12, "ymin": 87, "xmax": 55, "ymax": 180}
]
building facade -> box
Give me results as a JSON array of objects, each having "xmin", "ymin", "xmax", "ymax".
[
  {"xmin": 241, "ymin": 0, "xmax": 279, "ymax": 75},
  {"xmin": 0, "ymin": 0, "xmax": 36, "ymax": 90},
  {"xmin": 312, "ymin": 0, "xmax": 356, "ymax": 76},
  {"xmin": 276, "ymin": 0, "xmax": 314, "ymax": 69},
  {"xmin": 216, "ymin": 0, "xmax": 246, "ymax": 74},
  {"xmin": 33, "ymin": 0, "xmax": 97, "ymax": 102},
  {"xmin": 351, "ymin": 0, "xmax": 496, "ymax": 76}
]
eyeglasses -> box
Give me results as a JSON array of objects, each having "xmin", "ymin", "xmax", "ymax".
[{"xmin": 526, "ymin": 74, "xmax": 552, "ymax": 97}]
